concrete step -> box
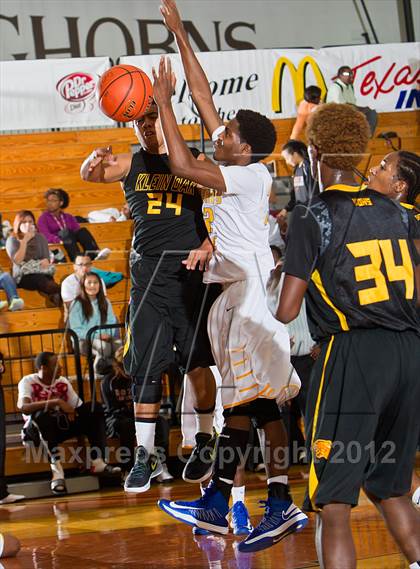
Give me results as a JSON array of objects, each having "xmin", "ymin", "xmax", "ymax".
[{"xmin": 8, "ymin": 475, "xmax": 100, "ymax": 500}]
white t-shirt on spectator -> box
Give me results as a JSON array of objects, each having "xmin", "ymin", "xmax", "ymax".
[
  {"xmin": 204, "ymin": 162, "xmax": 274, "ymax": 284},
  {"xmin": 61, "ymin": 273, "xmax": 107, "ymax": 303},
  {"xmin": 17, "ymin": 373, "xmax": 82, "ymax": 419}
]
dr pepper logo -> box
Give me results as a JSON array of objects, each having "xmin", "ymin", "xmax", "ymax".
[{"xmin": 56, "ymin": 72, "xmax": 96, "ymax": 101}]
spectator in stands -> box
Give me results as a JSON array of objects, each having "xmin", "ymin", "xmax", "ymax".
[
  {"xmin": 37, "ymin": 189, "xmax": 110, "ymax": 262},
  {"xmin": 0, "ymin": 267, "xmax": 24, "ymax": 311},
  {"xmin": 326, "ymin": 65, "xmax": 377, "ymax": 135},
  {"xmin": 87, "ymin": 202, "xmax": 132, "ymax": 224},
  {"xmin": 68, "ymin": 273, "xmax": 121, "ymax": 375},
  {"xmin": 277, "ymin": 140, "xmax": 319, "ymax": 224},
  {"xmin": 6, "ymin": 211, "xmax": 61, "ymax": 307},
  {"xmin": 290, "ymin": 86, "xmax": 322, "ymax": 141},
  {"xmin": 17, "ymin": 351, "xmax": 121, "ymax": 495},
  {"xmin": 0, "ymin": 352, "xmax": 25, "ymax": 505},
  {"xmin": 101, "ymin": 347, "xmax": 173, "ymax": 481},
  {"xmin": 0, "ymin": 533, "xmax": 20, "ymax": 558},
  {"xmin": 61, "ymin": 254, "xmax": 107, "ymax": 319}
]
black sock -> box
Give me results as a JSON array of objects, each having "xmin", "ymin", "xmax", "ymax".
[
  {"xmin": 213, "ymin": 426, "xmax": 250, "ymax": 502},
  {"xmin": 268, "ymin": 482, "xmax": 292, "ymax": 501}
]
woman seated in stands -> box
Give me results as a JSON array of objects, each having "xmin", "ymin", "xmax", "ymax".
[
  {"xmin": 6, "ymin": 210, "xmax": 61, "ymax": 307},
  {"xmin": 17, "ymin": 351, "xmax": 120, "ymax": 495},
  {"xmin": 0, "ymin": 266, "xmax": 24, "ymax": 311},
  {"xmin": 37, "ymin": 189, "xmax": 110, "ymax": 262},
  {"xmin": 68, "ymin": 272, "xmax": 121, "ymax": 375},
  {"xmin": 101, "ymin": 347, "xmax": 173, "ymax": 481}
]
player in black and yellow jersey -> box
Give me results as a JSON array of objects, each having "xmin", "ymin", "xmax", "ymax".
[
  {"xmin": 368, "ymin": 150, "xmax": 420, "ymax": 512},
  {"xmin": 81, "ymin": 102, "xmax": 220, "ymax": 493},
  {"xmin": 276, "ymin": 104, "xmax": 420, "ymax": 569}
]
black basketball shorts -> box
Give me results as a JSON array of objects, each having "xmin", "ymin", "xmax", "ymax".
[
  {"xmin": 304, "ymin": 328, "xmax": 420, "ymax": 511},
  {"xmin": 123, "ymin": 256, "xmax": 220, "ymax": 385}
]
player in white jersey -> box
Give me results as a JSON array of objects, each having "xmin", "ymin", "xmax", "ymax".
[{"xmin": 154, "ymin": 0, "xmax": 306, "ymax": 554}]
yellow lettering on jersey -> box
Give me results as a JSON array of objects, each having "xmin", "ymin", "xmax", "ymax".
[
  {"xmin": 203, "ymin": 206, "xmax": 216, "ymax": 246},
  {"xmin": 135, "ymin": 173, "xmax": 149, "ymax": 190},
  {"xmin": 346, "ymin": 240, "xmax": 389, "ymax": 305},
  {"xmin": 379, "ymin": 239, "xmax": 414, "ymax": 299},
  {"xmin": 165, "ymin": 192, "xmax": 182, "ymax": 216},
  {"xmin": 346, "ymin": 239, "xmax": 414, "ymax": 305},
  {"xmin": 146, "ymin": 192, "xmax": 163, "ymax": 214},
  {"xmin": 352, "ymin": 197, "xmax": 373, "ymax": 207}
]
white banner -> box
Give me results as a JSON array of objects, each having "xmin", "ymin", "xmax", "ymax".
[
  {"xmin": 0, "ymin": 43, "xmax": 418, "ymax": 131},
  {"xmin": 0, "ymin": 57, "xmax": 113, "ymax": 131},
  {"xmin": 121, "ymin": 42, "xmax": 419, "ymax": 123}
]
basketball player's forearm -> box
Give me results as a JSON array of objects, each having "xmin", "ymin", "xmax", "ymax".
[
  {"xmin": 173, "ymin": 30, "xmax": 221, "ymax": 134},
  {"xmin": 158, "ymin": 103, "xmax": 195, "ymax": 176}
]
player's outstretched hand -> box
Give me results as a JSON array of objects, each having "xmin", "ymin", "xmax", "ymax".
[
  {"xmin": 182, "ymin": 238, "xmax": 214, "ymax": 271},
  {"xmin": 160, "ymin": 0, "xmax": 183, "ymax": 34},
  {"xmin": 88, "ymin": 146, "xmax": 117, "ymax": 172},
  {"xmin": 152, "ymin": 57, "xmax": 176, "ymax": 106}
]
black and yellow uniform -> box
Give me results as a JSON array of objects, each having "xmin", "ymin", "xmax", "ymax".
[
  {"xmin": 284, "ymin": 184, "xmax": 420, "ymax": 510},
  {"xmin": 122, "ymin": 148, "xmax": 219, "ymax": 397}
]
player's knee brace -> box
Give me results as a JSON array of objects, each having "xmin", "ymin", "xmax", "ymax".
[
  {"xmin": 251, "ymin": 398, "xmax": 282, "ymax": 429},
  {"xmin": 132, "ymin": 376, "xmax": 162, "ymax": 404}
]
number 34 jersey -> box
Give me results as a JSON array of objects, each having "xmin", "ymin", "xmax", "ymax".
[
  {"xmin": 283, "ymin": 185, "xmax": 420, "ymax": 339},
  {"xmin": 123, "ymin": 148, "xmax": 208, "ymax": 257}
]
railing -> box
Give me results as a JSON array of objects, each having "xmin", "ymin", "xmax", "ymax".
[
  {"xmin": 0, "ymin": 328, "xmax": 84, "ymax": 425},
  {"xmin": 85, "ymin": 322, "xmax": 125, "ymax": 400}
]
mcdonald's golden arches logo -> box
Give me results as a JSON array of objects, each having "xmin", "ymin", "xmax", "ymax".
[{"xmin": 272, "ymin": 56, "xmax": 327, "ymax": 113}]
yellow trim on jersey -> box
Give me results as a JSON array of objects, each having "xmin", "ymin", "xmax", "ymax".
[
  {"xmin": 239, "ymin": 383, "xmax": 259, "ymax": 393},
  {"xmin": 308, "ymin": 335, "xmax": 334, "ymax": 509},
  {"xmin": 236, "ymin": 370, "xmax": 253, "ymax": 381},
  {"xmin": 311, "ymin": 270, "xmax": 350, "ymax": 331},
  {"xmin": 223, "ymin": 390, "xmax": 275, "ymax": 409},
  {"xmin": 233, "ymin": 358, "xmax": 248, "ymax": 367},
  {"xmin": 324, "ymin": 184, "xmax": 363, "ymax": 193},
  {"xmin": 400, "ymin": 202, "xmax": 413, "ymax": 210},
  {"xmin": 229, "ymin": 346, "xmax": 246, "ymax": 353},
  {"xmin": 123, "ymin": 325, "xmax": 131, "ymax": 357}
]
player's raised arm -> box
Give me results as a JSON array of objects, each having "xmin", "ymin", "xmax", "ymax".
[
  {"xmin": 160, "ymin": 0, "xmax": 222, "ymax": 137},
  {"xmin": 153, "ymin": 57, "xmax": 226, "ymax": 193},
  {"xmin": 80, "ymin": 146, "xmax": 131, "ymax": 184}
]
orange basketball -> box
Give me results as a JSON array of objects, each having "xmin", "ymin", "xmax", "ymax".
[{"xmin": 97, "ymin": 64, "xmax": 153, "ymax": 122}]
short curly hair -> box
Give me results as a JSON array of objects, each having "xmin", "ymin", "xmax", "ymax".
[
  {"xmin": 396, "ymin": 151, "xmax": 420, "ymax": 206},
  {"xmin": 306, "ymin": 103, "xmax": 370, "ymax": 171},
  {"xmin": 236, "ymin": 109, "xmax": 277, "ymax": 163}
]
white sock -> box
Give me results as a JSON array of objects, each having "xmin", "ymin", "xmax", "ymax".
[
  {"xmin": 231, "ymin": 485, "xmax": 245, "ymax": 505},
  {"xmin": 412, "ymin": 486, "xmax": 420, "ymax": 506},
  {"xmin": 195, "ymin": 412, "xmax": 214, "ymax": 436},
  {"xmin": 51, "ymin": 460, "xmax": 64, "ymax": 481},
  {"xmin": 267, "ymin": 475, "xmax": 288, "ymax": 486},
  {"xmin": 91, "ymin": 458, "xmax": 107, "ymax": 473},
  {"xmin": 135, "ymin": 420, "xmax": 156, "ymax": 454},
  {"xmin": 409, "ymin": 562, "xmax": 420, "ymax": 569}
]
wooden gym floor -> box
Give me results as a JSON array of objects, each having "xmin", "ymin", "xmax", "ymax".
[{"xmin": 1, "ymin": 466, "xmax": 417, "ymax": 569}]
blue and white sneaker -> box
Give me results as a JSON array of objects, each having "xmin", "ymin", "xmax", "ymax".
[
  {"xmin": 237, "ymin": 498, "xmax": 308, "ymax": 553},
  {"xmin": 192, "ymin": 526, "xmax": 211, "ymax": 535},
  {"xmin": 158, "ymin": 482, "xmax": 229, "ymax": 535},
  {"xmin": 230, "ymin": 501, "xmax": 253, "ymax": 536}
]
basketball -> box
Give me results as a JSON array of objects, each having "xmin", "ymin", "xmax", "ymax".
[{"xmin": 97, "ymin": 64, "xmax": 153, "ymax": 122}]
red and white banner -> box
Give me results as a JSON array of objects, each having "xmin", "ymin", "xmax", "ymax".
[
  {"xmin": 0, "ymin": 57, "xmax": 113, "ymax": 131},
  {"xmin": 0, "ymin": 43, "xmax": 418, "ymax": 131}
]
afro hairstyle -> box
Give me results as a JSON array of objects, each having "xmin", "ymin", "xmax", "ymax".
[{"xmin": 306, "ymin": 103, "xmax": 370, "ymax": 171}]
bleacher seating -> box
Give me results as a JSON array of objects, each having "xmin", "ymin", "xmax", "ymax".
[{"xmin": 1, "ymin": 110, "xmax": 418, "ymax": 478}]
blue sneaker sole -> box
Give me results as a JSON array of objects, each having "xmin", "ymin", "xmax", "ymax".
[
  {"xmin": 233, "ymin": 527, "xmax": 252, "ymax": 536},
  {"xmin": 158, "ymin": 499, "xmax": 229, "ymax": 535},
  {"xmin": 237, "ymin": 517, "xmax": 308, "ymax": 553}
]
